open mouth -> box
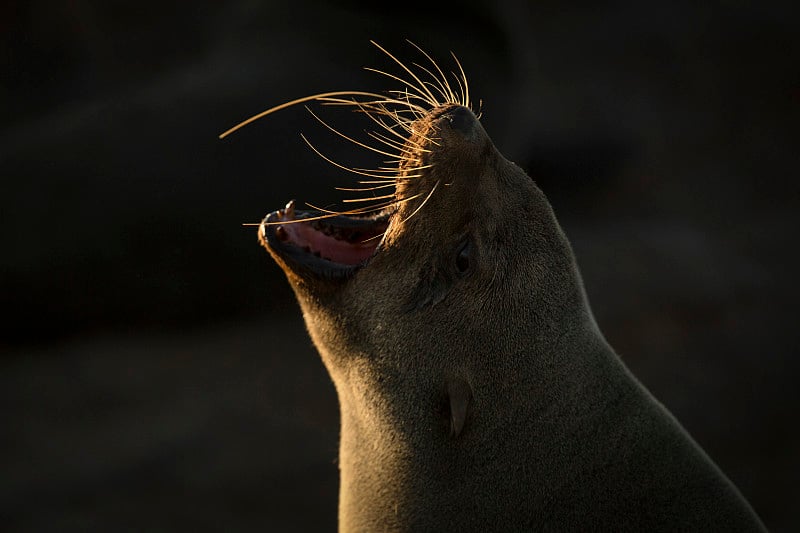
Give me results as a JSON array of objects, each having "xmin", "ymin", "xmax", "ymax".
[{"xmin": 260, "ymin": 200, "xmax": 390, "ymax": 281}]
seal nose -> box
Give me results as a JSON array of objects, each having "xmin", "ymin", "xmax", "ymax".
[{"xmin": 443, "ymin": 106, "xmax": 476, "ymax": 136}]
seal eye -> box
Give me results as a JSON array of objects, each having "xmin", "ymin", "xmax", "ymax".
[{"xmin": 455, "ymin": 239, "xmax": 471, "ymax": 275}]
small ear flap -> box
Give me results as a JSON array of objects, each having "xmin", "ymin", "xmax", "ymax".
[{"xmin": 447, "ymin": 377, "xmax": 472, "ymax": 437}]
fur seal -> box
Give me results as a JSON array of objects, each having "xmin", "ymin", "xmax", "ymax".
[{"xmin": 231, "ymin": 43, "xmax": 766, "ymax": 531}]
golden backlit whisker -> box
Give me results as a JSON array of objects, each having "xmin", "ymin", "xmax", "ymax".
[
  {"xmin": 451, "ymin": 51, "xmax": 471, "ymax": 109},
  {"xmin": 329, "ymin": 103, "xmax": 421, "ymax": 125},
  {"xmin": 360, "ymin": 120, "xmax": 418, "ymax": 154},
  {"xmin": 370, "ymin": 40, "xmax": 442, "ymax": 107},
  {"xmin": 300, "ymin": 134, "xmax": 402, "ymax": 180},
  {"xmin": 451, "ymin": 71, "xmax": 467, "ymax": 108},
  {"xmin": 369, "ymin": 162, "xmax": 434, "ymax": 172},
  {"xmin": 336, "ymin": 183, "xmax": 397, "ymax": 192},
  {"xmin": 352, "ymin": 166, "xmax": 401, "ymax": 174},
  {"xmin": 354, "ymin": 178, "xmax": 415, "ymax": 185},
  {"xmin": 355, "ymin": 171, "xmax": 425, "ymax": 181},
  {"xmin": 358, "ymin": 232, "xmax": 387, "ymax": 244},
  {"xmin": 305, "ymin": 200, "xmax": 396, "ymax": 216},
  {"xmin": 342, "ymin": 192, "xmax": 397, "ymax": 203},
  {"xmin": 364, "ymin": 66, "xmax": 438, "ymax": 109},
  {"xmin": 352, "ymin": 100, "xmax": 421, "ymax": 146},
  {"xmin": 385, "ymin": 88, "xmax": 442, "ymax": 108},
  {"xmin": 398, "ymin": 179, "xmax": 440, "ymax": 225},
  {"xmin": 318, "ymin": 96, "xmax": 427, "ymax": 116},
  {"xmin": 304, "ymin": 107, "xmax": 403, "ymax": 160},
  {"xmin": 314, "ymin": 93, "xmax": 428, "ymax": 112},
  {"xmin": 391, "ymin": 189, "xmax": 427, "ymax": 207},
  {"xmin": 412, "ymin": 62, "xmax": 455, "ymax": 104},
  {"xmin": 219, "ymin": 90, "xmax": 396, "ymax": 139},
  {"xmin": 367, "ymin": 130, "xmax": 410, "ymax": 154},
  {"xmin": 407, "ymin": 40, "xmax": 459, "ymax": 104},
  {"xmin": 257, "ymin": 202, "xmax": 395, "ymax": 226}
]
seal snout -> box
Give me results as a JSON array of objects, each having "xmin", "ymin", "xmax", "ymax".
[
  {"xmin": 429, "ymin": 105, "xmax": 477, "ymax": 138},
  {"xmin": 438, "ymin": 105, "xmax": 478, "ymax": 137},
  {"xmin": 443, "ymin": 105, "xmax": 476, "ymax": 135}
]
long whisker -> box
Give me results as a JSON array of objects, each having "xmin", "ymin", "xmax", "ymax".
[
  {"xmin": 451, "ymin": 51, "xmax": 471, "ymax": 109},
  {"xmin": 413, "ymin": 63, "xmax": 455, "ymax": 104},
  {"xmin": 305, "ymin": 107, "xmax": 402, "ymax": 160},
  {"xmin": 305, "ymin": 200, "xmax": 395, "ymax": 216},
  {"xmin": 398, "ymin": 179, "xmax": 440, "ymax": 225},
  {"xmin": 370, "ymin": 40, "xmax": 443, "ymax": 107},
  {"xmin": 367, "ymin": 130, "xmax": 411, "ymax": 154},
  {"xmin": 220, "ymin": 91, "xmax": 399, "ymax": 139},
  {"xmin": 407, "ymin": 40, "xmax": 458, "ymax": 104},
  {"xmin": 254, "ymin": 202, "xmax": 394, "ymax": 226},
  {"xmin": 342, "ymin": 192, "xmax": 397, "ymax": 203},
  {"xmin": 318, "ymin": 96, "xmax": 428, "ymax": 116},
  {"xmin": 364, "ymin": 67, "xmax": 436, "ymax": 109},
  {"xmin": 300, "ymin": 134, "xmax": 403, "ymax": 180},
  {"xmin": 384, "ymin": 88, "xmax": 440, "ymax": 111},
  {"xmin": 336, "ymin": 183, "xmax": 397, "ymax": 192},
  {"xmin": 349, "ymin": 100, "xmax": 421, "ymax": 146}
]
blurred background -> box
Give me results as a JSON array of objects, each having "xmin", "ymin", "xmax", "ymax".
[{"xmin": 2, "ymin": 1, "xmax": 798, "ymax": 531}]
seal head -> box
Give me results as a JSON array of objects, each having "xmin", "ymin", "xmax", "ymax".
[{"xmin": 257, "ymin": 73, "xmax": 765, "ymax": 532}]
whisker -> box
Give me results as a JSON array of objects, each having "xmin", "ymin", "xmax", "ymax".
[
  {"xmin": 451, "ymin": 71, "xmax": 467, "ymax": 108},
  {"xmin": 319, "ymin": 97, "xmax": 428, "ymax": 117},
  {"xmin": 220, "ymin": 90, "xmax": 398, "ymax": 139},
  {"xmin": 413, "ymin": 63, "xmax": 455, "ymax": 104},
  {"xmin": 299, "ymin": 134, "xmax": 403, "ymax": 180},
  {"xmin": 258, "ymin": 206, "xmax": 389, "ymax": 226},
  {"xmin": 305, "ymin": 200, "xmax": 395, "ymax": 216},
  {"xmin": 398, "ymin": 179, "xmax": 440, "ymax": 225},
  {"xmin": 370, "ymin": 40, "xmax": 445, "ymax": 108},
  {"xmin": 351, "ymin": 101, "xmax": 421, "ymax": 146},
  {"xmin": 407, "ymin": 40, "xmax": 458, "ymax": 104},
  {"xmin": 385, "ymin": 88, "xmax": 442, "ymax": 108},
  {"xmin": 342, "ymin": 192, "xmax": 397, "ymax": 203},
  {"xmin": 367, "ymin": 130, "xmax": 412, "ymax": 154},
  {"xmin": 305, "ymin": 106, "xmax": 403, "ymax": 160},
  {"xmin": 336, "ymin": 183, "xmax": 397, "ymax": 192},
  {"xmin": 365, "ymin": 64, "xmax": 437, "ymax": 109},
  {"xmin": 354, "ymin": 179, "xmax": 413, "ymax": 185},
  {"xmin": 451, "ymin": 51, "xmax": 471, "ymax": 109}
]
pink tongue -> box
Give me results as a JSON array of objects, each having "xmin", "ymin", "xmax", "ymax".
[{"xmin": 285, "ymin": 222, "xmax": 378, "ymax": 265}]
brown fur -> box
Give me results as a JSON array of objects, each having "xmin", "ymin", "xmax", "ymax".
[{"xmin": 262, "ymin": 104, "xmax": 765, "ymax": 531}]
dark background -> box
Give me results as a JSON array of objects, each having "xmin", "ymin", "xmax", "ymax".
[{"xmin": 2, "ymin": 1, "xmax": 798, "ymax": 531}]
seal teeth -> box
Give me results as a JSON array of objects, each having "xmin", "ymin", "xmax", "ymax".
[
  {"xmin": 275, "ymin": 225, "xmax": 288, "ymax": 242},
  {"xmin": 285, "ymin": 200, "xmax": 296, "ymax": 219}
]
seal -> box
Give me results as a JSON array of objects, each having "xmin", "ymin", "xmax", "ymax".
[{"xmin": 228, "ymin": 43, "xmax": 766, "ymax": 531}]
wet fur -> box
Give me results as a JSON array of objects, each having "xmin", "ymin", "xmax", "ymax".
[{"xmin": 251, "ymin": 48, "xmax": 766, "ymax": 532}]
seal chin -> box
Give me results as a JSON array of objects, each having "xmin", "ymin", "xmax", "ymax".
[{"xmin": 260, "ymin": 200, "xmax": 390, "ymax": 282}]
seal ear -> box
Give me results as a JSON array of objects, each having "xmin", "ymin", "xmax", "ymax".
[{"xmin": 447, "ymin": 377, "xmax": 472, "ymax": 437}]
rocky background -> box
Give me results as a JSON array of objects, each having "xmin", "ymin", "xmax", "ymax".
[{"xmin": 2, "ymin": 1, "xmax": 798, "ymax": 531}]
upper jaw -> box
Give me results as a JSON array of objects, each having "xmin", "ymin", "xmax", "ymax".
[{"xmin": 259, "ymin": 200, "xmax": 391, "ymax": 282}]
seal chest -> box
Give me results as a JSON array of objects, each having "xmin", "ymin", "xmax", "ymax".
[{"xmin": 226, "ymin": 43, "xmax": 767, "ymax": 532}]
